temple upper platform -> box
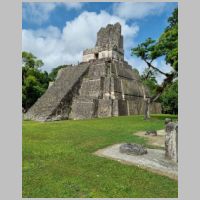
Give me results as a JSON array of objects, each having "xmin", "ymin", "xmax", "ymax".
[{"xmin": 83, "ymin": 23, "xmax": 124, "ymax": 62}]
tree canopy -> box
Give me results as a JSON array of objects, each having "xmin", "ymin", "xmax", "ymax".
[
  {"xmin": 22, "ymin": 52, "xmax": 50, "ymax": 111},
  {"xmin": 160, "ymin": 80, "xmax": 178, "ymax": 114},
  {"xmin": 131, "ymin": 7, "xmax": 178, "ymax": 116}
]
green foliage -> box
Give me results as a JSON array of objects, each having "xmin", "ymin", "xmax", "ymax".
[
  {"xmin": 23, "ymin": 115, "xmax": 178, "ymax": 198},
  {"xmin": 160, "ymin": 80, "xmax": 178, "ymax": 114},
  {"xmin": 143, "ymin": 78, "xmax": 158, "ymax": 97},
  {"xmin": 167, "ymin": 7, "xmax": 178, "ymax": 30},
  {"xmin": 132, "ymin": 8, "xmax": 178, "ymax": 72},
  {"xmin": 22, "ymin": 51, "xmax": 50, "ymax": 111},
  {"xmin": 22, "ymin": 51, "xmax": 44, "ymax": 69},
  {"xmin": 157, "ymin": 25, "xmax": 178, "ymax": 71},
  {"xmin": 131, "ymin": 8, "xmax": 178, "ymax": 116},
  {"xmin": 48, "ymin": 65, "xmax": 67, "ymax": 81},
  {"xmin": 141, "ymin": 69, "xmax": 158, "ymax": 97},
  {"xmin": 156, "ymin": 8, "xmax": 178, "ymax": 72},
  {"xmin": 132, "ymin": 38, "xmax": 159, "ymax": 62}
]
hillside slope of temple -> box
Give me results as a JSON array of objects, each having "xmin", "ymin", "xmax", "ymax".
[{"xmin": 24, "ymin": 63, "xmax": 90, "ymax": 121}]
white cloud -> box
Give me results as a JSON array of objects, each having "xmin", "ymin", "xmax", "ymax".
[
  {"xmin": 22, "ymin": 3, "xmax": 171, "ymax": 81},
  {"xmin": 22, "ymin": 11, "xmax": 139, "ymax": 72},
  {"xmin": 23, "ymin": 2, "xmax": 83, "ymax": 25},
  {"xmin": 23, "ymin": 3, "xmax": 57, "ymax": 25},
  {"xmin": 113, "ymin": 2, "xmax": 166, "ymax": 20},
  {"xmin": 63, "ymin": 2, "xmax": 83, "ymax": 10}
]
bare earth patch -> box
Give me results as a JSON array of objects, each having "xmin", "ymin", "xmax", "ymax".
[
  {"xmin": 134, "ymin": 129, "xmax": 165, "ymax": 148},
  {"xmin": 94, "ymin": 143, "xmax": 178, "ymax": 180}
]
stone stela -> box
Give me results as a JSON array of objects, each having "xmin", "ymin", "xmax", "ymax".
[{"xmin": 24, "ymin": 23, "xmax": 161, "ymax": 121}]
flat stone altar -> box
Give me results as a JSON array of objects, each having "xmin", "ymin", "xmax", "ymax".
[{"xmin": 95, "ymin": 143, "xmax": 178, "ymax": 180}]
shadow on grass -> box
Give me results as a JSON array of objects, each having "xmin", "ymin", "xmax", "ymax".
[{"xmin": 150, "ymin": 114, "xmax": 178, "ymax": 121}]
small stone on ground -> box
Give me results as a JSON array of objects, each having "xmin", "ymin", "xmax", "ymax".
[
  {"xmin": 145, "ymin": 130, "xmax": 157, "ymax": 136},
  {"xmin": 135, "ymin": 129, "xmax": 165, "ymax": 148}
]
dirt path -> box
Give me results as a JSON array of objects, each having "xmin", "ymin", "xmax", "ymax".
[{"xmin": 134, "ymin": 129, "xmax": 165, "ymax": 148}]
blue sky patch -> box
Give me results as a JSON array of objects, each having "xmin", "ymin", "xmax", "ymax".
[{"xmin": 22, "ymin": 2, "xmax": 178, "ymax": 83}]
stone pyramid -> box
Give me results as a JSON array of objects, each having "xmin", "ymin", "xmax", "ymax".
[{"xmin": 24, "ymin": 23, "xmax": 161, "ymax": 121}]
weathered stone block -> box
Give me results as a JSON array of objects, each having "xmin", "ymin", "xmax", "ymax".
[
  {"xmin": 79, "ymin": 78, "xmax": 102, "ymax": 98},
  {"xmin": 88, "ymin": 63, "xmax": 106, "ymax": 78},
  {"xmin": 112, "ymin": 100, "xmax": 119, "ymax": 116},
  {"xmin": 97, "ymin": 99, "xmax": 112, "ymax": 118},
  {"xmin": 102, "ymin": 77, "xmax": 111, "ymax": 99},
  {"xmin": 165, "ymin": 118, "xmax": 172, "ymax": 125},
  {"xmin": 116, "ymin": 61, "xmax": 134, "ymax": 80},
  {"xmin": 145, "ymin": 130, "xmax": 157, "ymax": 136},
  {"xmin": 118, "ymin": 99, "xmax": 128, "ymax": 116},
  {"xmin": 96, "ymin": 23, "xmax": 123, "ymax": 50},
  {"xmin": 119, "ymin": 143, "xmax": 148, "ymax": 155},
  {"xmin": 113, "ymin": 77, "xmax": 122, "ymax": 93},
  {"xmin": 127, "ymin": 100, "xmax": 139, "ymax": 115},
  {"xmin": 165, "ymin": 122, "xmax": 178, "ymax": 162},
  {"xmin": 122, "ymin": 79, "xmax": 142, "ymax": 97},
  {"xmin": 69, "ymin": 99, "xmax": 98, "ymax": 120}
]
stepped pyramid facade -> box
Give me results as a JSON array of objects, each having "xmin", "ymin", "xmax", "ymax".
[{"xmin": 25, "ymin": 23, "xmax": 161, "ymax": 121}]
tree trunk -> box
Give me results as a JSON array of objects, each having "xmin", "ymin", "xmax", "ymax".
[
  {"xmin": 142, "ymin": 83, "xmax": 163, "ymax": 120},
  {"xmin": 144, "ymin": 98, "xmax": 150, "ymax": 120},
  {"xmin": 142, "ymin": 85, "xmax": 150, "ymax": 120},
  {"xmin": 140, "ymin": 62, "xmax": 176, "ymax": 120}
]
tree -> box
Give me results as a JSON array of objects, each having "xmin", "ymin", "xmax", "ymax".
[
  {"xmin": 141, "ymin": 68, "xmax": 158, "ymax": 97},
  {"xmin": 160, "ymin": 80, "xmax": 178, "ymax": 114},
  {"xmin": 22, "ymin": 51, "xmax": 44, "ymax": 69},
  {"xmin": 22, "ymin": 51, "xmax": 50, "ymax": 111},
  {"xmin": 131, "ymin": 8, "xmax": 178, "ymax": 119}
]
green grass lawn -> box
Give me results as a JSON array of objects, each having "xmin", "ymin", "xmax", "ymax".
[{"xmin": 22, "ymin": 114, "xmax": 178, "ymax": 198}]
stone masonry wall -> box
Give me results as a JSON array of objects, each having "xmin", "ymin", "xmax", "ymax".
[
  {"xmin": 69, "ymin": 58, "xmax": 161, "ymax": 120},
  {"xmin": 25, "ymin": 23, "xmax": 162, "ymax": 121},
  {"xmin": 95, "ymin": 23, "xmax": 123, "ymax": 50}
]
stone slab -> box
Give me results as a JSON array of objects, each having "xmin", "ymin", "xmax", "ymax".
[
  {"xmin": 94, "ymin": 143, "xmax": 178, "ymax": 180},
  {"xmin": 69, "ymin": 99, "xmax": 97, "ymax": 120}
]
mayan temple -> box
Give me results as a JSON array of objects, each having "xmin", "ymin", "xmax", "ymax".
[{"xmin": 24, "ymin": 23, "xmax": 161, "ymax": 121}]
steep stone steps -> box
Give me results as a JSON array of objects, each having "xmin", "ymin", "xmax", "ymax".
[{"xmin": 24, "ymin": 63, "xmax": 90, "ymax": 121}]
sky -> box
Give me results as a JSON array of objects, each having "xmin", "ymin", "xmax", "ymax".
[{"xmin": 22, "ymin": 2, "xmax": 178, "ymax": 82}]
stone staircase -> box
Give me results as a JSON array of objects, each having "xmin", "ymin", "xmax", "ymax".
[
  {"xmin": 69, "ymin": 60, "xmax": 107, "ymax": 120},
  {"xmin": 24, "ymin": 63, "xmax": 90, "ymax": 121}
]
